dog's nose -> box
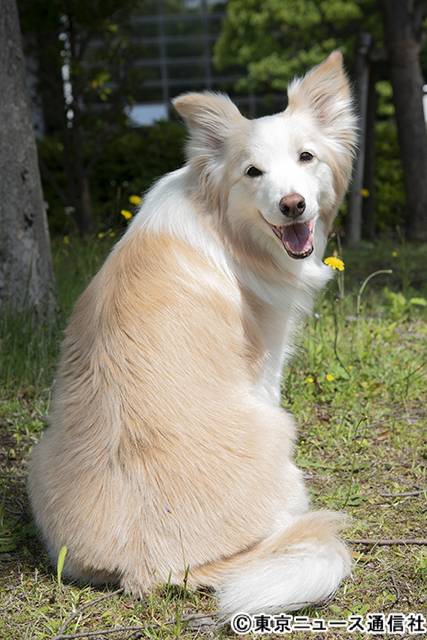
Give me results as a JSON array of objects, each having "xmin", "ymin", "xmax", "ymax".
[{"xmin": 279, "ymin": 193, "xmax": 306, "ymax": 218}]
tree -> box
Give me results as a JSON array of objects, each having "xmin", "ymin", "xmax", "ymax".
[
  {"xmin": 346, "ymin": 32, "xmax": 372, "ymax": 246},
  {"xmin": 214, "ymin": 0, "xmax": 377, "ymax": 93},
  {"xmin": 19, "ymin": 0, "xmax": 145, "ymax": 235},
  {"xmin": 381, "ymin": 0, "xmax": 427, "ymax": 242},
  {"xmin": 0, "ymin": 0, "xmax": 56, "ymax": 316},
  {"xmin": 214, "ymin": 0, "xmax": 378, "ymax": 246},
  {"xmin": 214, "ymin": 0, "xmax": 427, "ymax": 242}
]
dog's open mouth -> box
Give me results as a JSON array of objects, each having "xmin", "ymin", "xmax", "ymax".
[{"xmin": 269, "ymin": 220, "xmax": 315, "ymax": 259}]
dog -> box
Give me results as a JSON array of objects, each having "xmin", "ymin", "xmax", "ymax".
[{"xmin": 28, "ymin": 51, "xmax": 357, "ymax": 616}]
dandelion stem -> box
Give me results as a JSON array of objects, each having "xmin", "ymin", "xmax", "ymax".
[{"xmin": 356, "ymin": 270, "xmax": 393, "ymax": 317}]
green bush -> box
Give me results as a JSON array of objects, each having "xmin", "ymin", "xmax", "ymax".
[
  {"xmin": 374, "ymin": 119, "xmax": 405, "ymax": 233},
  {"xmin": 37, "ymin": 136, "xmax": 69, "ymax": 235},
  {"xmin": 37, "ymin": 120, "xmax": 186, "ymax": 234},
  {"xmin": 94, "ymin": 121, "xmax": 186, "ymax": 228}
]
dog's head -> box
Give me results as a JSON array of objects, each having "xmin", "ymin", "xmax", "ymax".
[{"xmin": 173, "ymin": 52, "xmax": 357, "ymax": 263}]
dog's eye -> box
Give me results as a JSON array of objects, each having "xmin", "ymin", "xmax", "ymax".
[
  {"xmin": 299, "ymin": 151, "xmax": 314, "ymax": 162},
  {"xmin": 245, "ymin": 165, "xmax": 264, "ymax": 178}
]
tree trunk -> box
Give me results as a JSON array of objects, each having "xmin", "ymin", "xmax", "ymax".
[
  {"xmin": 64, "ymin": 116, "xmax": 94, "ymax": 235},
  {"xmin": 64, "ymin": 17, "xmax": 94, "ymax": 235},
  {"xmin": 30, "ymin": 12, "xmax": 94, "ymax": 235},
  {"xmin": 35, "ymin": 25, "xmax": 66, "ymax": 135},
  {"xmin": 362, "ymin": 66, "xmax": 378, "ymax": 240},
  {"xmin": 381, "ymin": 0, "xmax": 427, "ymax": 241},
  {"xmin": 0, "ymin": 0, "xmax": 56, "ymax": 316},
  {"xmin": 347, "ymin": 32, "xmax": 372, "ymax": 246}
]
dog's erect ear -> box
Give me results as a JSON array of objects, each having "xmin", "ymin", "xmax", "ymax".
[
  {"xmin": 173, "ymin": 92, "xmax": 244, "ymax": 151},
  {"xmin": 287, "ymin": 51, "xmax": 357, "ymax": 157}
]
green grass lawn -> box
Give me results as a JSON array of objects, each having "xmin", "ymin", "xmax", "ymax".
[{"xmin": 0, "ymin": 235, "xmax": 426, "ymax": 639}]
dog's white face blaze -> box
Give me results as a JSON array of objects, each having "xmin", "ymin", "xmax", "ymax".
[
  {"xmin": 226, "ymin": 111, "xmax": 336, "ymax": 259},
  {"xmin": 173, "ymin": 51, "xmax": 357, "ymax": 263}
]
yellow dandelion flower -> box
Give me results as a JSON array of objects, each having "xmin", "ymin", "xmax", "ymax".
[
  {"xmin": 305, "ymin": 376, "xmax": 315, "ymax": 384},
  {"xmin": 326, "ymin": 373, "xmax": 335, "ymax": 382},
  {"xmin": 391, "ymin": 250, "xmax": 398, "ymax": 258},
  {"xmin": 360, "ymin": 188, "xmax": 370, "ymax": 198},
  {"xmin": 129, "ymin": 195, "xmax": 142, "ymax": 206},
  {"xmin": 63, "ymin": 235, "xmax": 70, "ymax": 245},
  {"xmin": 324, "ymin": 256, "xmax": 345, "ymax": 271},
  {"xmin": 121, "ymin": 209, "xmax": 133, "ymax": 221}
]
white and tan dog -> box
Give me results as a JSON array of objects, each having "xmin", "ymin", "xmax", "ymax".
[{"xmin": 28, "ymin": 52, "xmax": 357, "ymax": 616}]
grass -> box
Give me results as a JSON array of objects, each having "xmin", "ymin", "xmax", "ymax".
[{"xmin": 0, "ymin": 234, "xmax": 426, "ymax": 639}]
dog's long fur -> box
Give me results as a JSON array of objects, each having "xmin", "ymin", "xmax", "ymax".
[{"xmin": 28, "ymin": 52, "xmax": 357, "ymax": 615}]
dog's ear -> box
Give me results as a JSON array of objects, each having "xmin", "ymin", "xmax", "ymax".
[
  {"xmin": 172, "ymin": 93, "xmax": 246, "ymax": 209},
  {"xmin": 173, "ymin": 92, "xmax": 244, "ymax": 151},
  {"xmin": 287, "ymin": 51, "xmax": 357, "ymax": 157}
]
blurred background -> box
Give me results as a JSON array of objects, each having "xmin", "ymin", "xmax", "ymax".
[
  {"xmin": 16, "ymin": 0, "xmax": 427, "ymax": 240},
  {"xmin": 0, "ymin": 0, "xmax": 426, "ymax": 324}
]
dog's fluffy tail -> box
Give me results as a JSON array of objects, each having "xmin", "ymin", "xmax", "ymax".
[{"xmin": 191, "ymin": 510, "xmax": 351, "ymax": 617}]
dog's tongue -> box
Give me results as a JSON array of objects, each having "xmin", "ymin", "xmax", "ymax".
[{"xmin": 277, "ymin": 221, "xmax": 314, "ymax": 258}]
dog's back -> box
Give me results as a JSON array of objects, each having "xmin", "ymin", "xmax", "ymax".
[
  {"xmin": 28, "ymin": 228, "xmax": 299, "ymax": 593},
  {"xmin": 29, "ymin": 51, "xmax": 356, "ymax": 615}
]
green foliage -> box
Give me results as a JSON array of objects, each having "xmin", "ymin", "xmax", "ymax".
[
  {"xmin": 95, "ymin": 121, "xmax": 186, "ymax": 227},
  {"xmin": 38, "ymin": 121, "xmax": 186, "ymax": 234},
  {"xmin": 382, "ymin": 287, "xmax": 427, "ymax": 320},
  {"xmin": 370, "ymin": 79, "xmax": 405, "ymax": 234},
  {"xmin": 214, "ymin": 0, "xmax": 427, "ymax": 237},
  {"xmin": 57, "ymin": 546, "xmax": 68, "ymax": 585},
  {"xmin": 19, "ymin": 0, "xmax": 154, "ymax": 233},
  {"xmin": 37, "ymin": 136, "xmax": 68, "ymax": 234},
  {"xmin": 374, "ymin": 119, "xmax": 405, "ymax": 233},
  {"xmin": 0, "ymin": 506, "xmax": 19, "ymax": 553},
  {"xmin": 214, "ymin": 0, "xmax": 379, "ymax": 91},
  {"xmin": 382, "ymin": 288, "xmax": 407, "ymax": 318},
  {"xmin": 19, "ymin": 0, "xmax": 142, "ymax": 122},
  {"xmin": 0, "ymin": 239, "xmax": 425, "ymax": 636}
]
